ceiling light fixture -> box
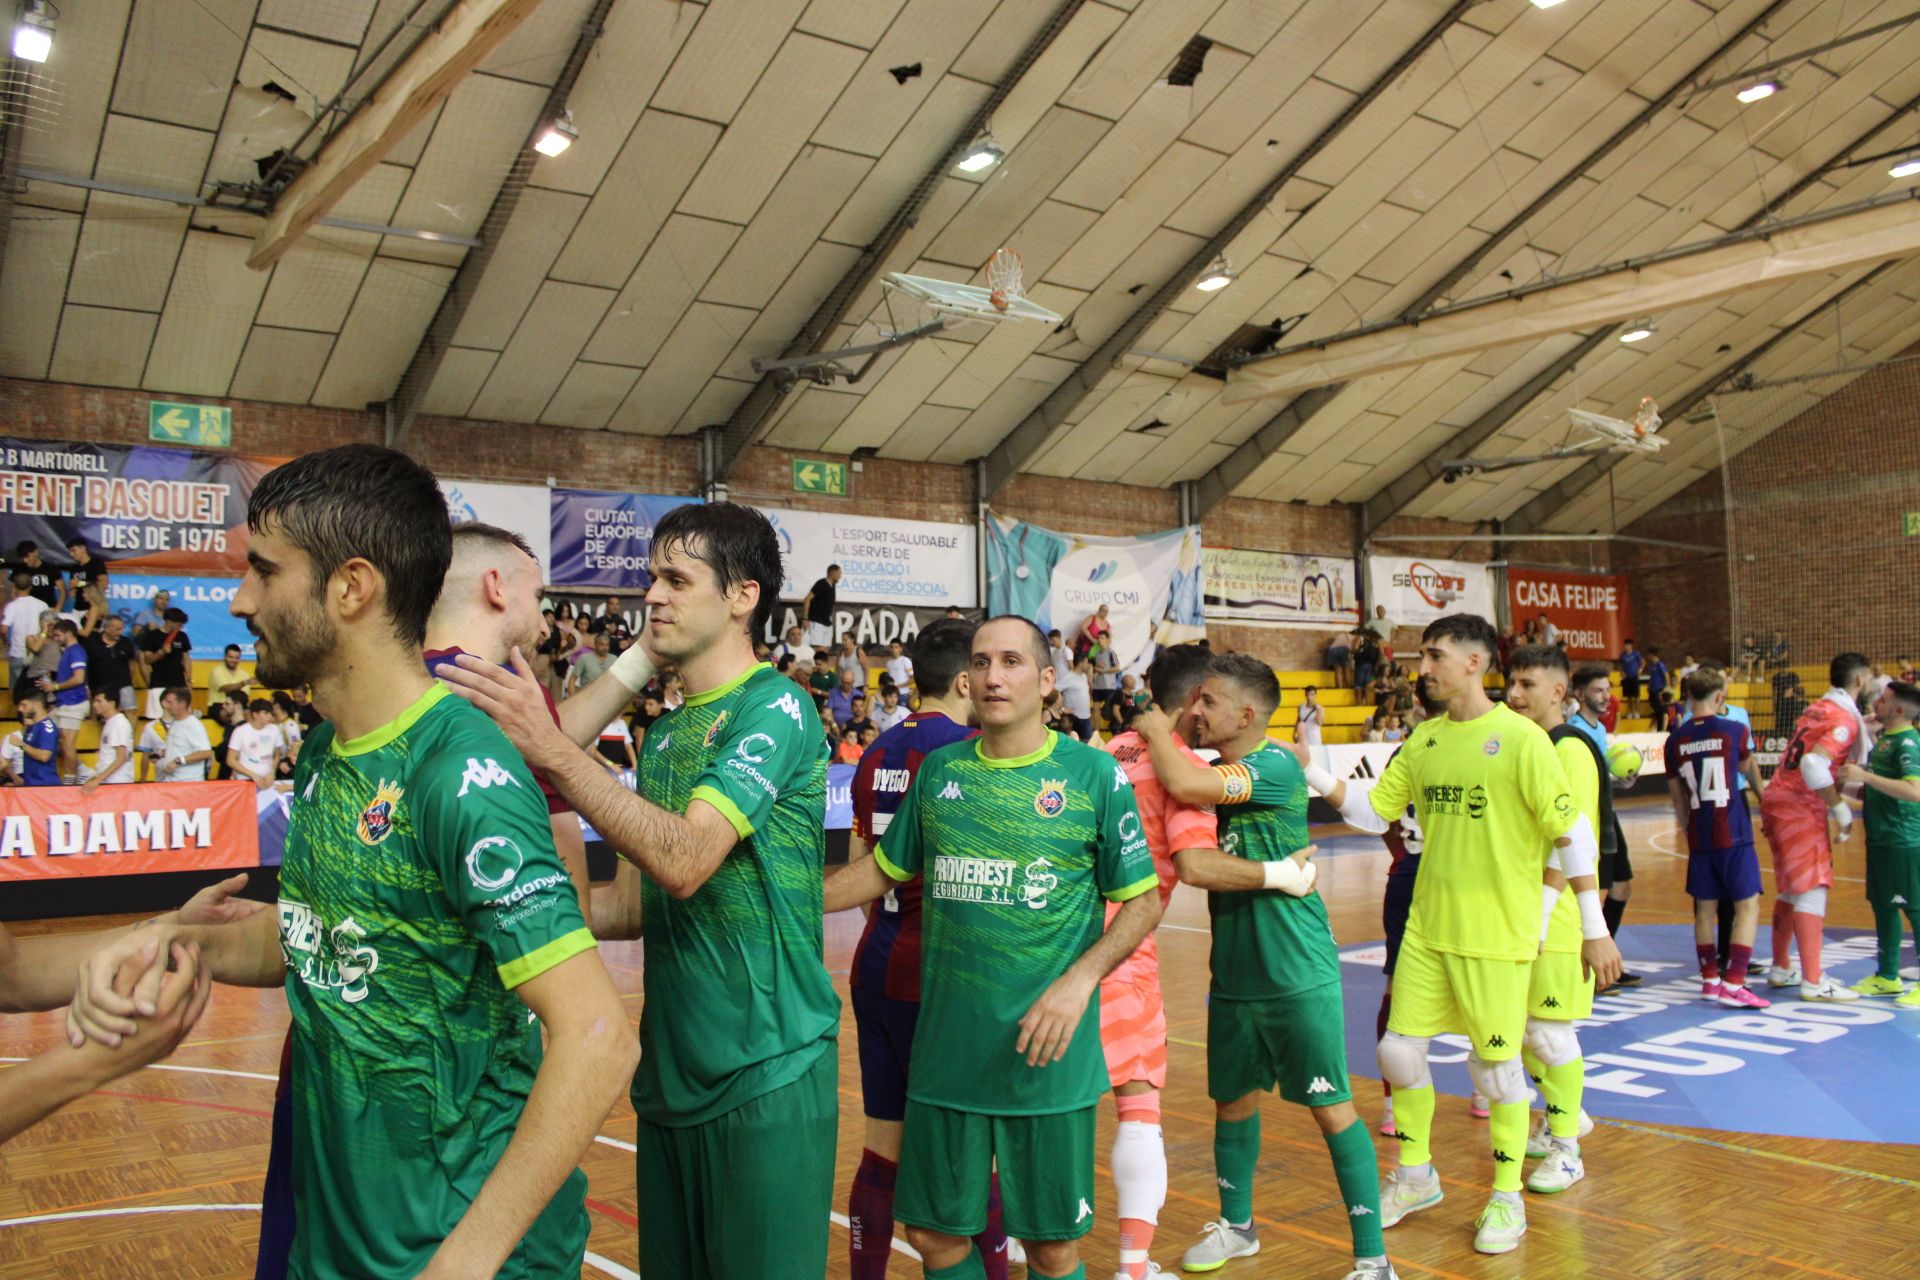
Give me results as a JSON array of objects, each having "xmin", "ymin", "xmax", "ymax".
[
  {"xmin": 533, "ymin": 111, "xmax": 577, "ymax": 158},
  {"xmin": 1735, "ymin": 78, "xmax": 1782, "ymax": 104},
  {"xmin": 955, "ymin": 133, "xmax": 1004, "ymax": 174},
  {"xmin": 1619, "ymin": 319, "xmax": 1657, "ymax": 344},
  {"xmin": 11, "ymin": 0, "xmax": 54, "ymax": 63},
  {"xmin": 1890, "ymin": 154, "xmax": 1920, "ymax": 180},
  {"xmin": 1194, "ymin": 258, "xmax": 1237, "ymax": 292},
  {"xmin": 1528, "ymin": 0, "xmax": 1570, "ymax": 9}
]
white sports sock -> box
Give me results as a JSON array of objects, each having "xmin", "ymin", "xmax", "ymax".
[{"xmin": 1111, "ymin": 1120, "xmax": 1167, "ymax": 1224}]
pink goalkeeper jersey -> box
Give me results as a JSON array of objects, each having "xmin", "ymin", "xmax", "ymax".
[{"xmin": 1102, "ymin": 730, "xmax": 1218, "ymax": 982}]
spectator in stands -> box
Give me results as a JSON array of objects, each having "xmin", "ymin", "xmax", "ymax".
[
  {"xmin": 154, "ymin": 687, "xmax": 213, "ymax": 782},
  {"xmin": 1739, "ymin": 633, "xmax": 1763, "ymax": 682},
  {"xmin": 64, "ymin": 538, "xmax": 106, "ymax": 596},
  {"xmin": 884, "ymin": 638, "xmax": 913, "ymax": 693},
  {"xmin": 19, "ymin": 611, "xmax": 60, "ymax": 708},
  {"xmin": 591, "ymin": 709, "xmax": 635, "ymax": 774},
  {"xmin": 1677, "ymin": 652, "xmax": 1700, "ymax": 689},
  {"xmin": 836, "ymin": 727, "xmax": 863, "ymax": 765},
  {"xmin": 226, "ymin": 698, "xmax": 281, "ymax": 789},
  {"xmin": 206, "ymin": 691, "xmax": 247, "ymax": 780},
  {"xmin": 1645, "ymin": 647, "xmax": 1670, "ymax": 720},
  {"xmin": 15, "ymin": 691, "xmax": 60, "ymax": 786},
  {"xmin": 1296, "ymin": 685, "xmax": 1324, "ymax": 747},
  {"xmin": 1897, "ymin": 656, "xmax": 1916, "ymax": 684},
  {"xmin": 1767, "ymin": 628, "xmax": 1791, "ymax": 671},
  {"xmin": 1354, "ymin": 629, "xmax": 1382, "ymax": 692},
  {"xmin": 210, "ymin": 644, "xmax": 253, "ymax": 701},
  {"xmin": 131, "ymin": 588, "xmax": 171, "ymax": 637},
  {"xmin": 1364, "ymin": 717, "xmax": 1385, "ymax": 743},
  {"xmin": 567, "ymin": 630, "xmax": 614, "ymax": 696},
  {"xmin": 1392, "ymin": 673, "xmax": 1416, "ymax": 716},
  {"xmin": 845, "ymin": 693, "xmax": 873, "ymax": 741},
  {"xmin": 286, "ymin": 683, "xmax": 323, "ymax": 730},
  {"xmin": 71, "ymin": 577, "xmax": 109, "ymax": 638},
  {"xmin": 803, "ymin": 565, "xmax": 841, "ymax": 649},
  {"xmin": 1090, "ymin": 641, "xmax": 1120, "ymax": 726},
  {"xmin": 1326, "ymin": 630, "xmax": 1352, "ymax": 688},
  {"xmin": 828, "ymin": 667, "xmax": 861, "ymax": 728},
  {"xmin": 588, "ymin": 594, "xmax": 631, "ymax": 650},
  {"xmin": 1382, "ymin": 713, "xmax": 1405, "ymax": 743},
  {"xmin": 1048, "ymin": 628, "xmax": 1073, "ymax": 682},
  {"xmin": 660, "ymin": 673, "xmax": 685, "ymax": 712},
  {"xmin": 41, "ymin": 618, "xmax": 88, "ymax": 782},
  {"xmin": 835, "ymin": 633, "xmax": 868, "ymax": 683},
  {"xmin": 1363, "ymin": 603, "xmax": 1394, "ymax": 646},
  {"xmin": 1536, "ymin": 611, "xmax": 1561, "ymax": 647},
  {"xmin": 1077, "ymin": 604, "xmax": 1112, "ymax": 662},
  {"xmin": 1618, "ymin": 637, "xmax": 1644, "ymax": 716},
  {"xmin": 818, "ymin": 702, "xmax": 840, "ymax": 745},
  {"xmin": 873, "ymin": 684, "xmax": 909, "ymax": 733},
  {"xmin": 860, "ymin": 724, "xmax": 880, "ymax": 750},
  {"xmin": 1056, "ymin": 652, "xmax": 1094, "ymax": 741},
  {"xmin": 773, "ymin": 624, "xmax": 806, "ymax": 664},
  {"xmin": 9, "ymin": 541, "xmax": 62, "ymax": 609},
  {"xmin": 1772, "ymin": 670, "xmax": 1805, "ymax": 732},
  {"xmin": 0, "ymin": 723, "xmax": 22, "ymax": 786},
  {"xmin": 83, "ymin": 690, "xmax": 135, "ymax": 793},
  {"xmin": 808, "ymin": 652, "xmax": 836, "ymax": 703},
  {"xmin": 1122, "ymin": 672, "xmax": 1149, "ymax": 715},
  {"xmin": 79, "ymin": 614, "xmax": 137, "ymax": 714},
  {"xmin": 4, "ymin": 571, "xmax": 48, "ymax": 694},
  {"xmin": 270, "ymin": 691, "xmax": 304, "ymax": 782},
  {"xmin": 137, "ymin": 608, "xmax": 192, "ymax": 722}
]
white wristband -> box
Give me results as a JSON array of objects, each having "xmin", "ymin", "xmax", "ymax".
[
  {"xmin": 609, "ymin": 644, "xmax": 657, "ymax": 694},
  {"xmin": 1828, "ymin": 801, "xmax": 1853, "ymax": 829},
  {"xmin": 1575, "ymin": 888, "xmax": 1609, "ymax": 940},
  {"xmin": 1302, "ymin": 761, "xmax": 1337, "ymax": 795},
  {"xmin": 1263, "ymin": 857, "xmax": 1315, "ymax": 895},
  {"xmin": 1541, "ymin": 883, "xmax": 1563, "ymax": 941}
]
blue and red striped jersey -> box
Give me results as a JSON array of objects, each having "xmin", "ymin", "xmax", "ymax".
[
  {"xmin": 1664, "ymin": 714, "xmax": 1754, "ymax": 852},
  {"xmin": 850, "ymin": 710, "xmax": 975, "ymax": 1001}
]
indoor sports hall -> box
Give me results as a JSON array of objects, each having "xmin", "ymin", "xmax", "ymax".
[{"xmin": 1, "ymin": 1, "xmax": 1917, "ymax": 1278}]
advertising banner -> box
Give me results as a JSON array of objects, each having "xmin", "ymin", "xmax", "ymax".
[
  {"xmin": 0, "ymin": 437, "xmax": 280, "ymax": 573},
  {"xmin": 760, "ymin": 602, "xmax": 975, "ymax": 652},
  {"xmin": 1202, "ymin": 546, "xmax": 1359, "ymax": 627},
  {"xmin": 0, "ymin": 780, "xmax": 262, "ymax": 879},
  {"xmin": 441, "ymin": 478, "xmax": 553, "ymax": 575},
  {"xmin": 549, "ymin": 490, "xmax": 697, "ymax": 590},
  {"xmin": 985, "ymin": 512, "xmax": 1204, "ymax": 674},
  {"xmin": 1507, "ymin": 567, "xmax": 1634, "ymax": 660},
  {"xmin": 826, "ymin": 761, "xmax": 855, "ymax": 831},
  {"xmin": 1366, "ymin": 555, "xmax": 1496, "ymax": 627},
  {"xmin": 108, "ymin": 574, "xmax": 252, "ymax": 658},
  {"xmin": 756, "ymin": 506, "xmax": 977, "ymax": 609}
]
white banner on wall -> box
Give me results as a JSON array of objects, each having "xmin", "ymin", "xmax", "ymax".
[
  {"xmin": 441, "ymin": 478, "xmax": 552, "ymax": 576},
  {"xmin": 1366, "ymin": 554, "xmax": 1496, "ymax": 627},
  {"xmin": 1203, "ymin": 546, "xmax": 1360, "ymax": 627},
  {"xmin": 756, "ymin": 506, "xmax": 978, "ymax": 608}
]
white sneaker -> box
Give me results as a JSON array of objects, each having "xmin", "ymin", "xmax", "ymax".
[
  {"xmin": 1180, "ymin": 1219, "xmax": 1258, "ymax": 1272},
  {"xmin": 1115, "ymin": 1266, "xmax": 1164, "ymax": 1279},
  {"xmin": 1800, "ymin": 974, "xmax": 1862, "ymax": 1002},
  {"xmin": 1526, "ymin": 1107, "xmax": 1594, "ymax": 1158},
  {"xmin": 1473, "ymin": 1195, "xmax": 1528, "ymax": 1254},
  {"xmin": 1766, "ymin": 965, "xmax": 1801, "ymax": 988},
  {"xmin": 1378, "ymin": 1165, "xmax": 1443, "ymax": 1228},
  {"xmin": 1525, "ymin": 1142, "xmax": 1585, "ymax": 1194},
  {"xmin": 1341, "ymin": 1263, "xmax": 1398, "ymax": 1280}
]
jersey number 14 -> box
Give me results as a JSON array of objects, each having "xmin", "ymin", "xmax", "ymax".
[{"xmin": 1679, "ymin": 756, "xmax": 1730, "ymax": 808}]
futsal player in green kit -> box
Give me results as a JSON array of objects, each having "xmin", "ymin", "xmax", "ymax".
[
  {"xmin": 1132, "ymin": 654, "xmax": 1393, "ymax": 1280},
  {"xmin": 1842, "ymin": 680, "xmax": 1920, "ymax": 1004},
  {"xmin": 439, "ymin": 501, "xmax": 841, "ymax": 1279},
  {"xmin": 69, "ymin": 446, "xmax": 638, "ymax": 1278},
  {"xmin": 831, "ymin": 615, "xmax": 1163, "ymax": 1280}
]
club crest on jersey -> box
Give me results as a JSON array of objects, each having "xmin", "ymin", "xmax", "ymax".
[
  {"xmin": 703, "ymin": 710, "xmax": 730, "ymax": 748},
  {"xmin": 356, "ymin": 780, "xmax": 404, "ymax": 846},
  {"xmin": 1035, "ymin": 779, "xmax": 1068, "ymax": 818},
  {"xmin": 1483, "ymin": 737, "xmax": 1502, "ymax": 756}
]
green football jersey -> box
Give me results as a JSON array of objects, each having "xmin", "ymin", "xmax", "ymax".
[
  {"xmin": 874, "ymin": 730, "xmax": 1156, "ymax": 1115},
  {"xmin": 632, "ymin": 662, "xmax": 840, "ymax": 1127},
  {"xmin": 279, "ymin": 684, "xmax": 595, "ymax": 1280},
  {"xmin": 1866, "ymin": 726, "xmax": 1920, "ymax": 848},
  {"xmin": 1544, "ymin": 727, "xmax": 1604, "ymax": 955},
  {"xmin": 1206, "ymin": 740, "xmax": 1340, "ymax": 1000},
  {"xmin": 1369, "ymin": 703, "xmax": 1575, "ymax": 962}
]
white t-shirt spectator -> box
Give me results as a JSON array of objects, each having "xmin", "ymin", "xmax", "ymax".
[
  {"xmin": 886, "ymin": 655, "xmax": 913, "ymax": 689},
  {"xmin": 1056, "ymin": 668, "xmax": 1093, "ymax": 720},
  {"xmin": 1540, "ymin": 619, "xmax": 1561, "ymax": 646},
  {"xmin": 4, "ymin": 594, "xmax": 47, "ymax": 664},
  {"xmin": 96, "ymin": 712, "xmax": 136, "ymax": 783},
  {"xmin": 159, "ymin": 715, "xmax": 212, "ymax": 782},
  {"xmin": 228, "ymin": 723, "xmax": 278, "ymax": 783},
  {"xmin": 874, "ymin": 702, "xmax": 910, "ymax": 733},
  {"xmin": 1050, "ymin": 643, "xmax": 1074, "ymax": 683},
  {"xmin": 277, "ymin": 718, "xmax": 304, "ymax": 757},
  {"xmin": 1296, "ymin": 700, "xmax": 1324, "ymax": 747},
  {"xmin": 1, "ymin": 731, "xmax": 22, "ymax": 781}
]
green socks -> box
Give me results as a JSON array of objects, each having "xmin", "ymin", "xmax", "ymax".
[
  {"xmin": 1541, "ymin": 1058, "xmax": 1586, "ymax": 1139},
  {"xmin": 1324, "ymin": 1118, "xmax": 1386, "ymax": 1258},
  {"xmin": 1389, "ymin": 1084, "xmax": 1435, "ymax": 1167},
  {"xmin": 1213, "ymin": 1111, "xmax": 1261, "ymax": 1225},
  {"xmin": 924, "ymin": 1244, "xmax": 984, "ymax": 1279},
  {"xmin": 1875, "ymin": 905, "xmax": 1908, "ymax": 981},
  {"xmin": 1489, "ymin": 1100, "xmax": 1528, "ymax": 1191},
  {"xmin": 1031, "ymin": 1267, "xmax": 1085, "ymax": 1280}
]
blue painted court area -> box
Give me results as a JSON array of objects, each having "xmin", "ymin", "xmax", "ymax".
[{"xmin": 1335, "ymin": 925, "xmax": 1920, "ymax": 1145}]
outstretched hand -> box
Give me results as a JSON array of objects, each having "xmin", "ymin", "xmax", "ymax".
[{"xmin": 177, "ymin": 873, "xmax": 268, "ymax": 927}]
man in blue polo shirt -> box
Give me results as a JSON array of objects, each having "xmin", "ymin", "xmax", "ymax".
[{"xmin": 16, "ymin": 690, "xmax": 61, "ymax": 786}]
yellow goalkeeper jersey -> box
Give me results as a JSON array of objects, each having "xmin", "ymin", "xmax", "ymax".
[{"xmin": 1369, "ymin": 702, "xmax": 1577, "ymax": 961}]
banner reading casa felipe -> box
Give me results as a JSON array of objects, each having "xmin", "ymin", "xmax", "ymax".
[
  {"xmin": 549, "ymin": 489, "xmax": 698, "ymax": 590},
  {"xmin": 1203, "ymin": 546, "xmax": 1359, "ymax": 627},
  {"xmin": 1366, "ymin": 554, "xmax": 1496, "ymax": 627},
  {"xmin": 985, "ymin": 512, "xmax": 1204, "ymax": 674},
  {"xmin": 1507, "ymin": 566, "xmax": 1634, "ymax": 660},
  {"xmin": 0, "ymin": 437, "xmax": 280, "ymax": 574},
  {"xmin": 441, "ymin": 478, "xmax": 552, "ymax": 576},
  {"xmin": 0, "ymin": 780, "xmax": 261, "ymax": 879},
  {"xmin": 755, "ymin": 506, "xmax": 977, "ymax": 609}
]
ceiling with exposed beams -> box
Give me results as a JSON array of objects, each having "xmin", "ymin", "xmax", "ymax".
[{"xmin": 3, "ymin": 0, "xmax": 1918, "ymax": 536}]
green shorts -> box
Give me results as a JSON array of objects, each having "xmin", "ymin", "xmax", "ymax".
[
  {"xmin": 1866, "ymin": 843, "xmax": 1920, "ymax": 914},
  {"xmin": 1386, "ymin": 937, "xmax": 1531, "ymax": 1062},
  {"xmin": 1527, "ymin": 949, "xmax": 1595, "ymax": 1021},
  {"xmin": 1207, "ymin": 983, "xmax": 1351, "ymax": 1107},
  {"xmin": 897, "ymin": 1101, "xmax": 1097, "ymax": 1242},
  {"xmin": 636, "ymin": 1048, "xmax": 837, "ymax": 1279}
]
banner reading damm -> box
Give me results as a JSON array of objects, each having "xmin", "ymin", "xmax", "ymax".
[
  {"xmin": 0, "ymin": 780, "xmax": 261, "ymax": 879},
  {"xmin": 1507, "ymin": 567, "xmax": 1634, "ymax": 660}
]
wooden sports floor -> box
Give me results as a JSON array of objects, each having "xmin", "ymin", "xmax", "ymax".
[{"xmin": 2, "ymin": 800, "xmax": 1911, "ymax": 1279}]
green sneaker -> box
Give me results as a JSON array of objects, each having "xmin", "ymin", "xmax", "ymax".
[
  {"xmin": 1473, "ymin": 1196, "xmax": 1528, "ymax": 1254},
  {"xmin": 1851, "ymin": 975, "xmax": 1906, "ymax": 997},
  {"xmin": 1897, "ymin": 986, "xmax": 1920, "ymax": 1009}
]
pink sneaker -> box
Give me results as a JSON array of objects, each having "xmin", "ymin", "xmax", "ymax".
[
  {"xmin": 1716, "ymin": 984, "xmax": 1771, "ymax": 1009},
  {"xmin": 1700, "ymin": 979, "xmax": 1725, "ymax": 1000}
]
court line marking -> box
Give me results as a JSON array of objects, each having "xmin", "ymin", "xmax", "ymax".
[
  {"xmin": 1643, "ymin": 828, "xmax": 1866, "ymax": 883},
  {"xmin": 1591, "ymin": 1116, "xmax": 1920, "ymax": 1190}
]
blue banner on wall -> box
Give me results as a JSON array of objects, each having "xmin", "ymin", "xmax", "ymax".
[
  {"xmin": 107, "ymin": 574, "xmax": 253, "ymax": 658},
  {"xmin": 549, "ymin": 490, "xmax": 697, "ymax": 590},
  {"xmin": 826, "ymin": 761, "xmax": 855, "ymax": 831}
]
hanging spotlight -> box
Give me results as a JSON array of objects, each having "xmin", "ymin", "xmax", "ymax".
[
  {"xmin": 1619, "ymin": 319, "xmax": 1657, "ymax": 344},
  {"xmin": 11, "ymin": 0, "xmax": 54, "ymax": 63},
  {"xmin": 955, "ymin": 132, "xmax": 1005, "ymax": 174},
  {"xmin": 533, "ymin": 110, "xmax": 578, "ymax": 158},
  {"xmin": 1890, "ymin": 154, "xmax": 1920, "ymax": 180},
  {"xmin": 1194, "ymin": 258, "xmax": 1237, "ymax": 292},
  {"xmin": 1528, "ymin": 0, "xmax": 1571, "ymax": 8},
  {"xmin": 1735, "ymin": 78, "xmax": 1782, "ymax": 105}
]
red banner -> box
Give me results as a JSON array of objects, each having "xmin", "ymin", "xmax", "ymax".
[
  {"xmin": 1507, "ymin": 568, "xmax": 1633, "ymax": 660},
  {"xmin": 0, "ymin": 780, "xmax": 260, "ymax": 879}
]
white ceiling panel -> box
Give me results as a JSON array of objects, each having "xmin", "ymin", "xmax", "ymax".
[
  {"xmin": 143, "ymin": 231, "xmax": 273, "ymax": 396},
  {"xmin": 813, "ymin": 0, "xmax": 997, "ymax": 157},
  {"xmin": 541, "ymin": 361, "xmax": 645, "ymax": 429},
  {"xmin": 651, "ymin": 0, "xmax": 812, "ymax": 124},
  {"xmin": 229, "ymin": 326, "xmax": 337, "ymax": 405},
  {"xmin": 49, "ymin": 306, "xmax": 158, "ymax": 388},
  {"xmin": 311, "ymin": 259, "xmax": 457, "ymax": 409},
  {"xmin": 417, "ymin": 346, "xmax": 501, "ymax": 420},
  {"xmin": 0, "ymin": 209, "xmax": 82, "ymax": 379},
  {"xmin": 467, "ymin": 281, "xmax": 617, "ymax": 423},
  {"xmin": 608, "ymin": 304, "xmax": 759, "ymax": 434}
]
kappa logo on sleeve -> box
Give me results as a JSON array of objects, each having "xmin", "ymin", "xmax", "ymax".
[
  {"xmin": 768, "ymin": 692, "xmax": 806, "ymax": 726},
  {"xmin": 457, "ymin": 757, "xmax": 521, "ymax": 797}
]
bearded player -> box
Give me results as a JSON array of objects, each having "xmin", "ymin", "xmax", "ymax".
[{"xmin": 1759, "ymin": 652, "xmax": 1871, "ymax": 1001}]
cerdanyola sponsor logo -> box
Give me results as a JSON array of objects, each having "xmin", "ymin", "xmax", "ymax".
[
  {"xmin": 465, "ymin": 836, "xmax": 523, "ymax": 892},
  {"xmin": 280, "ymin": 897, "xmax": 378, "ymax": 1004}
]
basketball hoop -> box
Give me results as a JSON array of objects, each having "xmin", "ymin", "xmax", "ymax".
[{"xmin": 986, "ymin": 247, "xmax": 1023, "ymax": 312}]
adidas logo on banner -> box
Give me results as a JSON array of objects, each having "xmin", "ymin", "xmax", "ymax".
[
  {"xmin": 1306, "ymin": 1077, "xmax": 1336, "ymax": 1094},
  {"xmin": 1348, "ymin": 757, "xmax": 1378, "ymax": 780},
  {"xmin": 939, "ymin": 781, "xmax": 963, "ymax": 800}
]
